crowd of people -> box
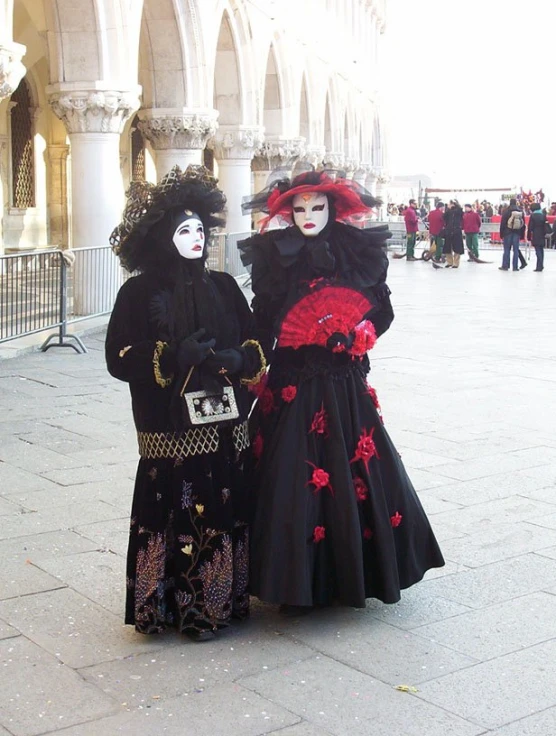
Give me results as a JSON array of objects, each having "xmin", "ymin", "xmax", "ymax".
[{"xmin": 395, "ymin": 197, "xmax": 552, "ymax": 272}]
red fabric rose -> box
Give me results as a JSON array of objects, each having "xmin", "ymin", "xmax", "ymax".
[
  {"xmin": 310, "ymin": 405, "xmax": 329, "ymax": 436},
  {"xmin": 252, "ymin": 431, "xmax": 264, "ymax": 460},
  {"xmin": 350, "ymin": 427, "xmax": 380, "ymax": 469},
  {"xmin": 281, "ymin": 385, "xmax": 297, "ymax": 403},
  {"xmin": 353, "ymin": 477, "xmax": 368, "ymax": 502},
  {"xmin": 390, "ymin": 512, "xmax": 403, "ymax": 528},
  {"xmin": 306, "ymin": 462, "xmax": 333, "ymax": 495},
  {"xmin": 363, "ymin": 527, "xmax": 373, "ymax": 540},
  {"xmin": 367, "ymin": 385, "xmax": 379, "ymax": 407},
  {"xmin": 313, "ymin": 526, "xmax": 326, "ymax": 543},
  {"xmin": 258, "ymin": 387, "xmax": 274, "ymax": 415},
  {"xmin": 349, "ymin": 320, "xmax": 377, "ymax": 357}
]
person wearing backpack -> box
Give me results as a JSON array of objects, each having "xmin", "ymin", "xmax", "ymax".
[
  {"xmin": 499, "ymin": 199, "xmax": 526, "ymax": 271},
  {"xmin": 527, "ymin": 202, "xmax": 551, "ymax": 271}
]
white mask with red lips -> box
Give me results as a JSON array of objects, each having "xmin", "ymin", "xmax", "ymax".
[
  {"xmin": 292, "ymin": 192, "xmax": 330, "ymax": 237},
  {"xmin": 172, "ymin": 212, "xmax": 205, "ymax": 260}
]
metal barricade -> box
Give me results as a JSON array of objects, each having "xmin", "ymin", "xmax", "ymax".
[
  {"xmin": 225, "ymin": 231, "xmax": 254, "ymax": 277},
  {"xmin": 0, "ymin": 250, "xmax": 63, "ymax": 344}
]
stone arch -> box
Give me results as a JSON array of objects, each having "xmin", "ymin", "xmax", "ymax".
[
  {"xmin": 9, "ymin": 77, "xmax": 35, "ymax": 208},
  {"xmin": 213, "ymin": 10, "xmax": 242, "ymax": 126},
  {"xmin": 299, "ymin": 73, "xmax": 310, "ymax": 143},
  {"xmin": 262, "ymin": 44, "xmax": 283, "ymax": 137},
  {"xmin": 139, "ymin": 0, "xmax": 209, "ymax": 109}
]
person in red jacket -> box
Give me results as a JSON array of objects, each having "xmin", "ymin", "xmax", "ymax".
[
  {"xmin": 427, "ymin": 202, "xmax": 445, "ymax": 263},
  {"xmin": 462, "ymin": 204, "xmax": 482, "ymax": 260},
  {"xmin": 403, "ymin": 199, "xmax": 419, "ymax": 261}
]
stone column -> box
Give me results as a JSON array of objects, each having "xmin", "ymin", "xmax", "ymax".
[
  {"xmin": 47, "ymin": 144, "xmax": 70, "ymax": 248},
  {"xmin": 0, "ymin": 42, "xmax": 26, "ymax": 102},
  {"xmin": 353, "ymin": 166, "xmax": 368, "ymax": 187},
  {"xmin": 48, "ymin": 86, "xmax": 140, "ymax": 314},
  {"xmin": 322, "ymin": 152, "xmax": 345, "ymax": 173},
  {"xmin": 137, "ymin": 109, "xmax": 218, "ymax": 179},
  {"xmin": 212, "ymin": 126, "xmax": 263, "ymax": 235},
  {"xmin": 299, "ymin": 144, "xmax": 326, "ymax": 173},
  {"xmin": 375, "ymin": 170, "xmax": 390, "ymax": 220},
  {"xmin": 366, "ymin": 168, "xmax": 379, "ymax": 198}
]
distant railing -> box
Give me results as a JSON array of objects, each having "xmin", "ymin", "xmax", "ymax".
[{"xmin": 0, "ymin": 232, "xmax": 252, "ymax": 352}]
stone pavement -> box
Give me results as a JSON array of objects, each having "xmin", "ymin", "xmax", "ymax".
[{"xmin": 1, "ymin": 252, "xmax": 556, "ymax": 736}]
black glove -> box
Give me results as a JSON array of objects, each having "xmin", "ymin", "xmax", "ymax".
[
  {"xmin": 204, "ymin": 348, "xmax": 245, "ymax": 376},
  {"xmin": 177, "ymin": 329, "xmax": 216, "ymax": 371},
  {"xmin": 326, "ymin": 332, "xmax": 355, "ymax": 353}
]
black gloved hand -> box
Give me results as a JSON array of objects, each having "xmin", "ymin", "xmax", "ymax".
[
  {"xmin": 177, "ymin": 329, "xmax": 216, "ymax": 371},
  {"xmin": 204, "ymin": 348, "xmax": 245, "ymax": 376},
  {"xmin": 326, "ymin": 332, "xmax": 355, "ymax": 353}
]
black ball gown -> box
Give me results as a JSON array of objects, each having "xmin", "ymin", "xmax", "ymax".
[
  {"xmin": 106, "ymin": 266, "xmax": 265, "ymax": 634},
  {"xmin": 241, "ymin": 222, "xmax": 444, "ymax": 608}
]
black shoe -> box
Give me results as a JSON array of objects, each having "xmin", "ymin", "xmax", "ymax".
[
  {"xmin": 279, "ymin": 604, "xmax": 314, "ymax": 617},
  {"xmin": 512, "ymin": 268, "xmax": 519, "ymax": 271},
  {"xmin": 183, "ymin": 628, "xmax": 215, "ymax": 642},
  {"xmin": 498, "ymin": 267, "xmax": 508, "ymax": 271},
  {"xmin": 533, "ymin": 268, "xmax": 544, "ymax": 272},
  {"xmin": 520, "ymin": 262, "xmax": 528, "ymax": 269},
  {"xmin": 406, "ymin": 256, "xmax": 417, "ymax": 262}
]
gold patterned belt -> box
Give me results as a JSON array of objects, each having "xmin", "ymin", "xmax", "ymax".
[{"xmin": 137, "ymin": 421, "xmax": 250, "ymax": 460}]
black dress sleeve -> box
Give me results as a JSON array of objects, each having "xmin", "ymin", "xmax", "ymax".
[{"xmin": 105, "ymin": 276, "xmax": 175, "ymax": 387}]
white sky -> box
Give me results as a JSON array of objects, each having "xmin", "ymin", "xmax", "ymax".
[{"xmin": 383, "ymin": 0, "xmax": 555, "ymax": 194}]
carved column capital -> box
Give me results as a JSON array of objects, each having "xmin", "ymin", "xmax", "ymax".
[
  {"xmin": 211, "ymin": 125, "xmax": 264, "ymax": 160},
  {"xmin": 0, "ymin": 43, "xmax": 26, "ymax": 101},
  {"xmin": 138, "ymin": 108, "xmax": 219, "ymax": 150},
  {"xmin": 322, "ymin": 152, "xmax": 345, "ymax": 170},
  {"xmin": 300, "ymin": 145, "xmax": 326, "ymax": 169},
  {"xmin": 252, "ymin": 137, "xmax": 306, "ymax": 171},
  {"xmin": 47, "ymin": 85, "xmax": 141, "ymax": 134}
]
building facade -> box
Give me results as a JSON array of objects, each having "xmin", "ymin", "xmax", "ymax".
[{"xmin": 0, "ymin": 0, "xmax": 388, "ymax": 256}]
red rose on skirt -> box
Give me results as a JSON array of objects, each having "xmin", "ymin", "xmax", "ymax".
[
  {"xmin": 306, "ymin": 462, "xmax": 333, "ymax": 495},
  {"xmin": 353, "ymin": 477, "xmax": 368, "ymax": 502},
  {"xmin": 349, "ymin": 320, "xmax": 377, "ymax": 357},
  {"xmin": 350, "ymin": 427, "xmax": 380, "ymax": 469},
  {"xmin": 281, "ymin": 385, "xmax": 297, "ymax": 403},
  {"xmin": 313, "ymin": 526, "xmax": 326, "ymax": 543},
  {"xmin": 390, "ymin": 512, "xmax": 403, "ymax": 528},
  {"xmin": 310, "ymin": 405, "xmax": 329, "ymax": 436}
]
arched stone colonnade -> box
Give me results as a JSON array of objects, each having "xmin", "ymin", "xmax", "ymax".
[{"xmin": 0, "ymin": 0, "xmax": 388, "ymax": 254}]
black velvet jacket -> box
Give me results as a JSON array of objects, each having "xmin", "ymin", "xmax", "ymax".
[{"xmin": 106, "ymin": 270, "xmax": 263, "ymax": 433}]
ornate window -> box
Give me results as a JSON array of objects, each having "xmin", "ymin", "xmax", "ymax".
[
  {"xmin": 130, "ymin": 115, "xmax": 145, "ymax": 181},
  {"xmin": 10, "ymin": 78, "xmax": 35, "ymax": 208}
]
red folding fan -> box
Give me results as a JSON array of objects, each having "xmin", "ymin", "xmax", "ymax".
[{"xmin": 278, "ymin": 285, "xmax": 372, "ymax": 349}]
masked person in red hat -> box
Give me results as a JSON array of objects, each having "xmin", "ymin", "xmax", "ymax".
[
  {"xmin": 239, "ymin": 171, "xmax": 444, "ymax": 616},
  {"xmin": 106, "ymin": 166, "xmax": 266, "ymax": 640}
]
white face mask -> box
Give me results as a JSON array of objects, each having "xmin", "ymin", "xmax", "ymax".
[
  {"xmin": 292, "ymin": 192, "xmax": 330, "ymax": 237},
  {"xmin": 172, "ymin": 214, "xmax": 205, "ymax": 260}
]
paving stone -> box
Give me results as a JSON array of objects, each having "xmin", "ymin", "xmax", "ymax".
[
  {"xmin": 240, "ymin": 655, "xmax": 484, "ymax": 736},
  {"xmin": 413, "ymin": 491, "xmax": 462, "ymax": 516},
  {"xmin": 365, "ymin": 584, "xmax": 473, "ymax": 630},
  {"xmin": 0, "ymin": 637, "xmax": 116, "ymax": 736},
  {"xmin": 8, "ymin": 480, "xmax": 133, "ymax": 514},
  {"xmin": 279, "ymin": 608, "xmax": 477, "ymax": 685},
  {"xmin": 0, "ymin": 501, "xmax": 127, "ymax": 540},
  {"xmin": 431, "ymin": 451, "xmax": 550, "ymax": 483},
  {"xmin": 419, "ymin": 553, "xmax": 556, "ymax": 609},
  {"xmin": 0, "ymin": 530, "xmax": 99, "ymax": 561},
  {"xmin": 414, "ymin": 591, "xmax": 556, "ymax": 661},
  {"xmin": 73, "ymin": 517, "xmax": 130, "ymax": 557},
  {"xmin": 0, "ymin": 588, "xmax": 165, "ymax": 668},
  {"xmin": 432, "ymin": 495, "xmax": 556, "ymax": 536},
  {"xmin": 261, "ymin": 724, "xmax": 326, "ymax": 736},
  {"xmin": 40, "ymin": 684, "xmax": 299, "ymax": 736},
  {"xmin": 0, "ymin": 558, "xmax": 67, "ymax": 600},
  {"xmin": 423, "ymin": 471, "xmax": 555, "ymax": 507},
  {"xmin": 0, "ymin": 441, "xmax": 86, "ymax": 473},
  {"xmin": 416, "ymin": 639, "xmax": 556, "ymax": 729},
  {"xmin": 0, "ymin": 619, "xmax": 20, "ymax": 640},
  {"xmin": 41, "ymin": 462, "xmax": 137, "ymax": 487},
  {"xmin": 37, "ymin": 550, "xmax": 126, "ymax": 616},
  {"xmin": 0, "ymin": 462, "xmax": 62, "ymax": 494},
  {"xmin": 439, "ymin": 522, "xmax": 556, "ymax": 568},
  {"xmin": 488, "ymin": 707, "xmax": 556, "ymax": 735},
  {"xmin": 0, "ymin": 495, "xmax": 26, "ymax": 515},
  {"xmin": 80, "ymin": 617, "xmax": 315, "ymax": 704},
  {"xmin": 536, "ymin": 546, "xmax": 556, "ymax": 561},
  {"xmin": 395, "ymin": 468, "xmax": 448, "ymax": 492}
]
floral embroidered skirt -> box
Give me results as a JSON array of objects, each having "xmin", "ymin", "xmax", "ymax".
[
  {"xmin": 125, "ymin": 435, "xmax": 249, "ymax": 634},
  {"xmin": 249, "ymin": 349, "xmax": 445, "ymax": 608}
]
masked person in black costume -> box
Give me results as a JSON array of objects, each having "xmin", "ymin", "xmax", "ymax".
[
  {"xmin": 106, "ymin": 166, "xmax": 266, "ymax": 640},
  {"xmin": 239, "ymin": 171, "xmax": 444, "ymax": 616}
]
